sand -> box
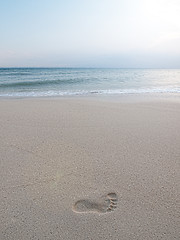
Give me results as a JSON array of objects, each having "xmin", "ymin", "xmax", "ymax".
[{"xmin": 0, "ymin": 95, "xmax": 180, "ymax": 240}]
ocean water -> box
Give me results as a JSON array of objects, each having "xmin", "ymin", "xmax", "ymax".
[{"xmin": 0, "ymin": 68, "xmax": 180, "ymax": 98}]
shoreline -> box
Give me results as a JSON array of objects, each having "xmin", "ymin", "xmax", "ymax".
[
  {"xmin": 0, "ymin": 92, "xmax": 179, "ymax": 100},
  {"xmin": 0, "ymin": 96, "xmax": 179, "ymax": 239}
]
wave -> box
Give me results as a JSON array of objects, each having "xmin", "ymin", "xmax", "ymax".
[
  {"xmin": 0, "ymin": 87, "xmax": 180, "ymax": 98},
  {"xmin": 0, "ymin": 78, "xmax": 85, "ymax": 88},
  {"xmin": 0, "ymin": 73, "xmax": 33, "ymax": 77}
]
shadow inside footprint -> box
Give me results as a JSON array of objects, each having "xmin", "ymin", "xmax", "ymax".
[{"xmin": 72, "ymin": 192, "xmax": 117, "ymax": 214}]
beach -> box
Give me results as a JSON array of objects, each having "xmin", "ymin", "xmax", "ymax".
[{"xmin": 0, "ymin": 95, "xmax": 179, "ymax": 240}]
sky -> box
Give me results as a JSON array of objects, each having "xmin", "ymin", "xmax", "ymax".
[{"xmin": 0, "ymin": 0, "xmax": 180, "ymax": 68}]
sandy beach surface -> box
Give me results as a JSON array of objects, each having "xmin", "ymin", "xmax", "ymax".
[{"xmin": 0, "ymin": 95, "xmax": 180, "ymax": 240}]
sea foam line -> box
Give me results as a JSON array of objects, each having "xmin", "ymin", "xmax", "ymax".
[{"xmin": 0, "ymin": 87, "xmax": 180, "ymax": 98}]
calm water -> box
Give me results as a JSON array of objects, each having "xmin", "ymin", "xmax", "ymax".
[{"xmin": 0, "ymin": 68, "xmax": 180, "ymax": 98}]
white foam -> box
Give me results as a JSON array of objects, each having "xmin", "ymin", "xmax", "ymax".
[{"xmin": 0, "ymin": 87, "xmax": 180, "ymax": 98}]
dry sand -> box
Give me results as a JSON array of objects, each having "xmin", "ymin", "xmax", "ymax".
[{"xmin": 0, "ymin": 95, "xmax": 180, "ymax": 240}]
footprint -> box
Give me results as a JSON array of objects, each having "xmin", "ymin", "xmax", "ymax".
[{"xmin": 72, "ymin": 192, "xmax": 117, "ymax": 214}]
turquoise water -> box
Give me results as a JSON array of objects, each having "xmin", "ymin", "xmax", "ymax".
[{"xmin": 0, "ymin": 68, "xmax": 180, "ymax": 97}]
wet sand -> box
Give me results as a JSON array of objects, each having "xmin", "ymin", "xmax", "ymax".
[{"xmin": 0, "ymin": 95, "xmax": 180, "ymax": 239}]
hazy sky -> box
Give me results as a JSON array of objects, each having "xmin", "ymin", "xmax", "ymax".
[{"xmin": 0, "ymin": 0, "xmax": 180, "ymax": 68}]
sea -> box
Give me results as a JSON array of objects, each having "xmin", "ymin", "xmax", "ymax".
[{"xmin": 0, "ymin": 68, "xmax": 180, "ymax": 98}]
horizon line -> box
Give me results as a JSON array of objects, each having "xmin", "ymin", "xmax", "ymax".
[{"xmin": 0, "ymin": 67, "xmax": 180, "ymax": 69}]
